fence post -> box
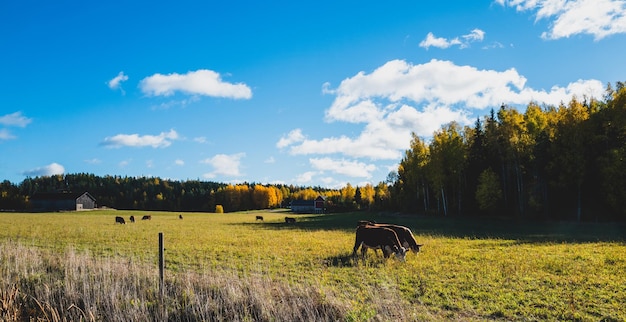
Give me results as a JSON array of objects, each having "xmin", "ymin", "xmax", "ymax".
[{"xmin": 159, "ymin": 232, "xmax": 164, "ymax": 297}]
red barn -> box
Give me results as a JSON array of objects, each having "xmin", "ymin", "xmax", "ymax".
[{"xmin": 290, "ymin": 195, "xmax": 325, "ymax": 214}]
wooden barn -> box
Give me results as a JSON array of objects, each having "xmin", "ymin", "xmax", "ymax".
[
  {"xmin": 30, "ymin": 192, "xmax": 97, "ymax": 211},
  {"xmin": 290, "ymin": 195, "xmax": 325, "ymax": 214}
]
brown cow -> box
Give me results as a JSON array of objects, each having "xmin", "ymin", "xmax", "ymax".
[
  {"xmin": 359, "ymin": 222, "xmax": 422, "ymax": 254},
  {"xmin": 115, "ymin": 216, "xmax": 126, "ymax": 224},
  {"xmin": 352, "ymin": 225, "xmax": 407, "ymax": 261},
  {"xmin": 285, "ymin": 217, "xmax": 296, "ymax": 223},
  {"xmin": 142, "ymin": 215, "xmax": 151, "ymax": 220}
]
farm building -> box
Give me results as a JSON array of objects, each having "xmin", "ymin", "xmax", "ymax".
[
  {"xmin": 290, "ymin": 195, "xmax": 325, "ymax": 214},
  {"xmin": 30, "ymin": 191, "xmax": 97, "ymax": 211}
]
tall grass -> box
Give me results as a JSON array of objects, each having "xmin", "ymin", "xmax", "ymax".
[
  {"xmin": 0, "ymin": 210, "xmax": 625, "ymax": 321},
  {"xmin": 0, "ymin": 241, "xmax": 352, "ymax": 321}
]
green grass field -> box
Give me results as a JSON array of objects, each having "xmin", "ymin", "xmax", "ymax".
[{"xmin": 1, "ymin": 210, "xmax": 625, "ymax": 321}]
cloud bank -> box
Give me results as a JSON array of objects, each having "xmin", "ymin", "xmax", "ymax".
[{"xmin": 278, "ymin": 59, "xmax": 604, "ymax": 181}]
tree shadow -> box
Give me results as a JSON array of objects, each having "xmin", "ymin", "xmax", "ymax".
[{"xmin": 235, "ymin": 211, "xmax": 626, "ymax": 244}]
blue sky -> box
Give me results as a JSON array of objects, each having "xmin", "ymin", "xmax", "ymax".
[{"xmin": 1, "ymin": 0, "xmax": 625, "ymax": 188}]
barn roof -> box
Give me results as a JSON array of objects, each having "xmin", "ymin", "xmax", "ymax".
[
  {"xmin": 31, "ymin": 191, "xmax": 95, "ymax": 201},
  {"xmin": 290, "ymin": 199, "xmax": 314, "ymax": 206}
]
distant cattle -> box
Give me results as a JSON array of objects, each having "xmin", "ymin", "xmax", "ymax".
[
  {"xmin": 285, "ymin": 217, "xmax": 296, "ymax": 224},
  {"xmin": 353, "ymin": 225, "xmax": 407, "ymax": 261},
  {"xmin": 129, "ymin": 215, "xmax": 135, "ymax": 223},
  {"xmin": 115, "ymin": 216, "xmax": 126, "ymax": 224},
  {"xmin": 358, "ymin": 221, "xmax": 422, "ymax": 254},
  {"xmin": 256, "ymin": 215, "xmax": 264, "ymax": 221},
  {"xmin": 179, "ymin": 214, "xmax": 183, "ymax": 220},
  {"xmin": 142, "ymin": 215, "xmax": 151, "ymax": 220}
]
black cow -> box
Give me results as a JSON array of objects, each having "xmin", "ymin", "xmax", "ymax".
[
  {"xmin": 115, "ymin": 216, "xmax": 126, "ymax": 224},
  {"xmin": 142, "ymin": 215, "xmax": 151, "ymax": 220},
  {"xmin": 285, "ymin": 217, "xmax": 296, "ymax": 223},
  {"xmin": 353, "ymin": 225, "xmax": 406, "ymax": 261},
  {"xmin": 256, "ymin": 215, "xmax": 264, "ymax": 221},
  {"xmin": 129, "ymin": 215, "xmax": 135, "ymax": 223},
  {"xmin": 179, "ymin": 214, "xmax": 183, "ymax": 220}
]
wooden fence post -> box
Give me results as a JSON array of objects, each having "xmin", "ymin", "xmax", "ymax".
[{"xmin": 159, "ymin": 232, "xmax": 164, "ymax": 297}]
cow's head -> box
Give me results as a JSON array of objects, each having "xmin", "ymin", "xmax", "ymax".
[
  {"xmin": 394, "ymin": 247, "xmax": 407, "ymax": 261},
  {"xmin": 405, "ymin": 243, "xmax": 423, "ymax": 254}
]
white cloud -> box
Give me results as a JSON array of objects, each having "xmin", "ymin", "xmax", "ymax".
[
  {"xmin": 419, "ymin": 29, "xmax": 485, "ymax": 49},
  {"xmin": 264, "ymin": 156, "xmax": 275, "ymax": 163},
  {"xmin": 309, "ymin": 158, "xmax": 377, "ymax": 178},
  {"xmin": 463, "ymin": 29, "xmax": 486, "ymax": 42},
  {"xmin": 326, "ymin": 59, "xmax": 602, "ymax": 115},
  {"xmin": 107, "ymin": 71, "xmax": 129, "ymax": 93},
  {"xmin": 84, "ymin": 158, "xmax": 101, "ymax": 164},
  {"xmin": 146, "ymin": 160, "xmax": 154, "ymax": 168},
  {"xmin": 151, "ymin": 97, "xmax": 201, "ymax": 110},
  {"xmin": 139, "ymin": 69, "xmax": 252, "ymax": 99},
  {"xmin": 100, "ymin": 129, "xmax": 179, "ymax": 148},
  {"xmin": 498, "ymin": 0, "xmax": 626, "ymax": 40},
  {"xmin": 0, "ymin": 112, "xmax": 32, "ymax": 127},
  {"xmin": 194, "ymin": 136, "xmax": 208, "ymax": 144},
  {"xmin": 174, "ymin": 159, "xmax": 185, "ymax": 166},
  {"xmin": 276, "ymin": 129, "xmax": 306, "ymax": 148},
  {"xmin": 0, "ymin": 129, "xmax": 16, "ymax": 140},
  {"xmin": 279, "ymin": 59, "xmax": 603, "ymax": 164},
  {"xmin": 22, "ymin": 163, "xmax": 65, "ymax": 177},
  {"xmin": 201, "ymin": 153, "xmax": 245, "ymax": 178},
  {"xmin": 294, "ymin": 171, "xmax": 317, "ymax": 184},
  {"xmin": 0, "ymin": 112, "xmax": 32, "ymax": 141}
]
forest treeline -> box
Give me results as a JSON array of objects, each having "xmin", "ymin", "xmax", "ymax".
[
  {"xmin": 0, "ymin": 173, "xmax": 381, "ymax": 214},
  {"xmin": 1, "ymin": 82, "xmax": 625, "ymax": 221},
  {"xmin": 391, "ymin": 81, "xmax": 626, "ymax": 221}
]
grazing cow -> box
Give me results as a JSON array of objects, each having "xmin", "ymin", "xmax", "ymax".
[
  {"xmin": 129, "ymin": 215, "xmax": 135, "ymax": 223},
  {"xmin": 367, "ymin": 223, "xmax": 422, "ymax": 254},
  {"xmin": 256, "ymin": 215, "xmax": 264, "ymax": 221},
  {"xmin": 353, "ymin": 225, "xmax": 407, "ymax": 261},
  {"xmin": 179, "ymin": 214, "xmax": 183, "ymax": 220},
  {"xmin": 115, "ymin": 216, "xmax": 126, "ymax": 224},
  {"xmin": 142, "ymin": 215, "xmax": 151, "ymax": 220},
  {"xmin": 285, "ymin": 217, "xmax": 296, "ymax": 224}
]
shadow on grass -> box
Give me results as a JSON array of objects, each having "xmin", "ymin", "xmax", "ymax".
[
  {"xmin": 321, "ymin": 252, "xmax": 397, "ymax": 268},
  {"xmin": 236, "ymin": 211, "xmax": 626, "ymax": 244}
]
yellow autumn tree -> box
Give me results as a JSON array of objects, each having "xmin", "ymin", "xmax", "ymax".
[{"xmin": 360, "ymin": 183, "xmax": 375, "ymax": 210}]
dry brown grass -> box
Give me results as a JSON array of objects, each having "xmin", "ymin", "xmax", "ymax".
[{"xmin": 0, "ymin": 240, "xmax": 420, "ymax": 321}]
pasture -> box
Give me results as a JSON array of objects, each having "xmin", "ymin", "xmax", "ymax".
[{"xmin": 0, "ymin": 210, "xmax": 625, "ymax": 321}]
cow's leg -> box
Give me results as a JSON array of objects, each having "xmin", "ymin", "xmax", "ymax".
[
  {"xmin": 352, "ymin": 240, "xmax": 362, "ymax": 256},
  {"xmin": 382, "ymin": 245, "xmax": 392, "ymax": 258}
]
